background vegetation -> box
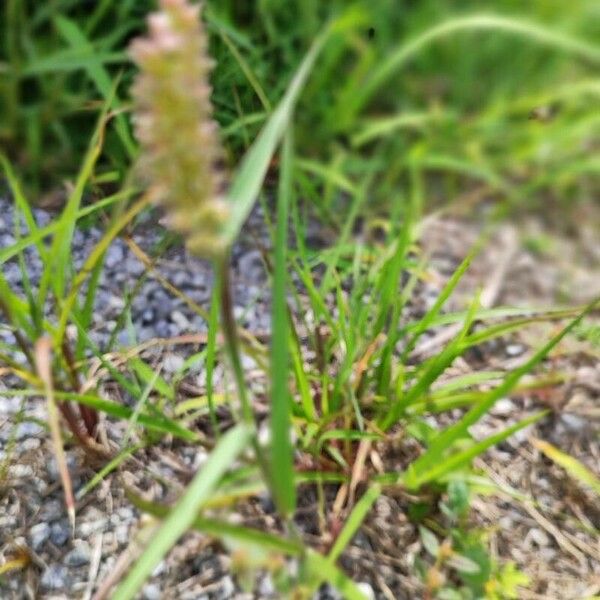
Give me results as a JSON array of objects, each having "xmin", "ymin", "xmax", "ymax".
[{"xmin": 2, "ymin": 1, "xmax": 599, "ymax": 208}]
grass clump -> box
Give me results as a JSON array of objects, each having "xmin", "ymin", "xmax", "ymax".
[{"xmin": 0, "ymin": 1, "xmax": 599, "ymax": 598}]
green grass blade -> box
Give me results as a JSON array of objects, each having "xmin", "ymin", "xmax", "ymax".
[
  {"xmin": 205, "ymin": 280, "xmax": 221, "ymax": 437},
  {"xmin": 224, "ymin": 28, "xmax": 330, "ymax": 244},
  {"xmin": 73, "ymin": 255, "xmax": 105, "ymax": 361},
  {"xmin": 55, "ymin": 193, "xmax": 151, "ymax": 346},
  {"xmin": 289, "ymin": 327, "xmax": 316, "ymax": 421},
  {"xmin": 302, "ymin": 485, "xmax": 380, "ymax": 598},
  {"xmin": 38, "ymin": 95, "xmax": 113, "ymax": 307},
  {"xmin": 130, "ymin": 358, "xmax": 174, "ymax": 402},
  {"xmin": 53, "ymin": 15, "xmax": 136, "ymax": 157},
  {"xmin": 411, "ymin": 298, "xmax": 599, "ymax": 477},
  {"xmin": 0, "ymin": 189, "xmax": 136, "ymax": 266},
  {"xmin": 401, "ymin": 242, "xmax": 480, "ymax": 362},
  {"xmin": 22, "ymin": 49, "xmax": 127, "ymax": 75},
  {"xmin": 217, "ymin": 27, "xmax": 271, "ymax": 112},
  {"xmin": 381, "ymin": 293, "xmax": 481, "ymax": 430},
  {"xmin": 346, "ymin": 13, "xmax": 600, "ymax": 124},
  {"xmin": 404, "ymin": 412, "xmax": 546, "ymax": 489},
  {"xmin": 112, "ymin": 424, "xmax": 252, "ymax": 600},
  {"xmin": 1, "ymin": 388, "xmax": 198, "ymax": 442},
  {"xmin": 0, "ymin": 154, "xmax": 47, "ymax": 261},
  {"xmin": 77, "ymin": 443, "xmax": 143, "ymax": 500},
  {"xmin": 306, "ymin": 550, "xmax": 369, "ymax": 600},
  {"xmin": 126, "ymin": 490, "xmax": 304, "ymax": 556},
  {"xmin": 327, "ymin": 484, "xmax": 381, "ymax": 563},
  {"xmin": 532, "ymin": 438, "xmax": 600, "ymax": 496},
  {"xmin": 269, "ymin": 132, "xmax": 296, "ymax": 516}
]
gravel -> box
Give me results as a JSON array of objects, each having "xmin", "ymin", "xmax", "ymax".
[
  {"xmin": 29, "ymin": 522, "xmax": 51, "ymax": 552},
  {"xmin": 40, "ymin": 565, "xmax": 70, "ymax": 591},
  {"xmin": 50, "ymin": 521, "xmax": 70, "ymax": 547},
  {"xmin": 64, "ymin": 542, "xmax": 91, "ymax": 567},
  {"xmin": 0, "ymin": 195, "xmax": 272, "ymax": 355}
]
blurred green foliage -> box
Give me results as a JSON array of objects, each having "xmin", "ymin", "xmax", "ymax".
[{"xmin": 1, "ymin": 0, "xmax": 599, "ymax": 207}]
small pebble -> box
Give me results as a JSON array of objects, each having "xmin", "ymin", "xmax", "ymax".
[
  {"xmin": 560, "ymin": 413, "xmax": 588, "ymax": 432},
  {"xmin": 15, "ymin": 421, "xmax": 44, "ymax": 440},
  {"xmin": 29, "ymin": 522, "xmax": 50, "ymax": 551},
  {"xmin": 40, "ymin": 565, "xmax": 70, "ymax": 591},
  {"xmin": 50, "ymin": 521, "xmax": 70, "ymax": 547},
  {"xmin": 218, "ymin": 576, "xmax": 236, "ymax": 600},
  {"xmin": 162, "ymin": 353, "xmax": 185, "ymax": 373},
  {"xmin": 46, "ymin": 454, "xmax": 78, "ymax": 482},
  {"xmin": 126, "ymin": 258, "xmax": 145, "ymax": 276},
  {"xmin": 141, "ymin": 308, "xmax": 155, "ymax": 325},
  {"xmin": 39, "ymin": 499, "xmax": 63, "ymax": 523},
  {"xmin": 105, "ymin": 245, "xmax": 124, "ymax": 269},
  {"xmin": 170, "ymin": 309, "xmax": 190, "ymax": 331},
  {"xmin": 528, "ymin": 528, "xmax": 550, "ymax": 548},
  {"xmin": 505, "ymin": 343, "xmax": 525, "ymax": 357},
  {"xmin": 21, "ymin": 437, "xmax": 41, "ymax": 451},
  {"xmin": 79, "ymin": 519, "xmax": 108, "ymax": 537},
  {"xmin": 9, "ymin": 464, "xmax": 33, "ymax": 478},
  {"xmin": 115, "ymin": 525, "xmax": 129, "ymax": 545},
  {"xmin": 64, "ymin": 542, "xmax": 91, "ymax": 567},
  {"xmin": 152, "ymin": 561, "xmax": 167, "ymax": 577},
  {"xmin": 172, "ymin": 271, "xmax": 189, "ymax": 288},
  {"xmin": 491, "ymin": 398, "xmax": 515, "ymax": 417},
  {"xmin": 357, "ymin": 582, "xmax": 376, "ymax": 600},
  {"xmin": 142, "ymin": 583, "xmax": 162, "ymax": 600},
  {"xmin": 257, "ymin": 575, "xmax": 275, "ymax": 597}
]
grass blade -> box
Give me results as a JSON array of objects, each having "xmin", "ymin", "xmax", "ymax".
[
  {"xmin": 269, "ymin": 132, "xmax": 296, "ymax": 516},
  {"xmin": 381, "ymin": 293, "xmax": 481, "ymax": 430},
  {"xmin": 532, "ymin": 438, "xmax": 600, "ymax": 496},
  {"xmin": 0, "ymin": 389, "xmax": 201, "ymax": 442},
  {"xmin": 401, "ymin": 242, "xmax": 480, "ymax": 362},
  {"xmin": 306, "ymin": 550, "xmax": 369, "ymax": 600},
  {"xmin": 327, "ymin": 484, "xmax": 381, "ymax": 564},
  {"xmin": 409, "ymin": 298, "xmax": 599, "ymax": 479},
  {"xmin": 53, "ymin": 15, "xmax": 136, "ymax": 157},
  {"xmin": 55, "ymin": 193, "xmax": 151, "ymax": 346},
  {"xmin": 224, "ymin": 28, "xmax": 330, "ymax": 244},
  {"xmin": 344, "ymin": 14, "xmax": 600, "ymax": 125},
  {"xmin": 404, "ymin": 412, "xmax": 546, "ymax": 489},
  {"xmin": 126, "ymin": 490, "xmax": 304, "ymax": 556}
]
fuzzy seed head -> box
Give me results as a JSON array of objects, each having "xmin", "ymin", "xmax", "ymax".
[{"xmin": 130, "ymin": 0, "xmax": 228, "ymax": 258}]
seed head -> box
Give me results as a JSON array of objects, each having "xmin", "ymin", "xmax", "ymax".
[{"xmin": 130, "ymin": 0, "xmax": 229, "ymax": 258}]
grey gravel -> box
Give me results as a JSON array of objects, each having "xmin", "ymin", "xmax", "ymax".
[
  {"xmin": 40, "ymin": 565, "xmax": 70, "ymax": 591},
  {"xmin": 29, "ymin": 522, "xmax": 51, "ymax": 551},
  {"xmin": 218, "ymin": 576, "xmax": 236, "ymax": 599},
  {"xmin": 357, "ymin": 582, "xmax": 376, "ymax": 600},
  {"xmin": 142, "ymin": 583, "xmax": 162, "ymax": 600},
  {"xmin": 559, "ymin": 413, "xmax": 588, "ymax": 432},
  {"xmin": 50, "ymin": 521, "xmax": 70, "ymax": 546},
  {"xmin": 14, "ymin": 421, "xmax": 44, "ymax": 440},
  {"xmin": 64, "ymin": 542, "xmax": 91, "ymax": 567},
  {"xmin": 505, "ymin": 343, "xmax": 525, "ymax": 357},
  {"xmin": 46, "ymin": 454, "xmax": 78, "ymax": 482},
  {"xmin": 0, "ymin": 195, "xmax": 272, "ymax": 358},
  {"xmin": 527, "ymin": 528, "xmax": 550, "ymax": 548},
  {"xmin": 38, "ymin": 499, "xmax": 63, "ymax": 523},
  {"xmin": 491, "ymin": 398, "xmax": 516, "ymax": 417}
]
